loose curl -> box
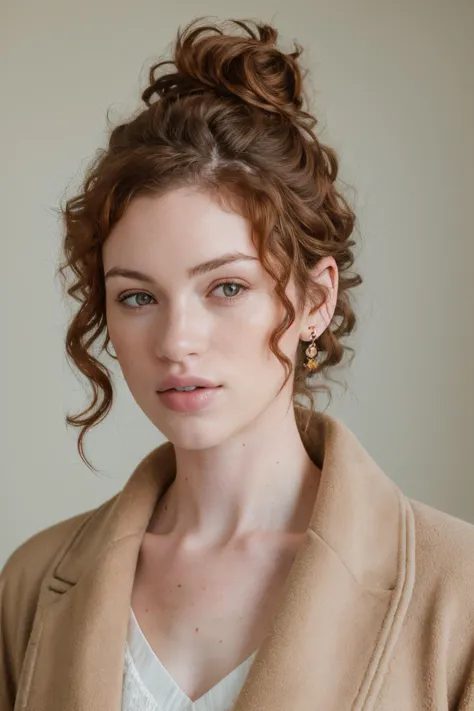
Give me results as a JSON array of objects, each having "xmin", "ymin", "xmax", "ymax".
[{"xmin": 57, "ymin": 17, "xmax": 363, "ymax": 472}]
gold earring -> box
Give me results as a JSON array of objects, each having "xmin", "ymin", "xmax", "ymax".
[{"xmin": 303, "ymin": 325, "xmax": 319, "ymax": 372}]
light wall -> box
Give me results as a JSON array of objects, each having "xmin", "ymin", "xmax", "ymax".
[{"xmin": 2, "ymin": 0, "xmax": 473, "ymax": 566}]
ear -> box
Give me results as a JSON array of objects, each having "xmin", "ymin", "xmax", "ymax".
[{"xmin": 300, "ymin": 257, "xmax": 339, "ymax": 341}]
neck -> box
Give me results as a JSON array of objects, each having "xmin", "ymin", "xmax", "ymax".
[{"xmin": 148, "ymin": 401, "xmax": 321, "ymax": 550}]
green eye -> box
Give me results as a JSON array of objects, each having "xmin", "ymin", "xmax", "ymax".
[
  {"xmin": 116, "ymin": 281, "xmax": 249, "ymax": 309},
  {"xmin": 117, "ymin": 292, "xmax": 155, "ymax": 308},
  {"xmin": 213, "ymin": 281, "xmax": 248, "ymax": 301}
]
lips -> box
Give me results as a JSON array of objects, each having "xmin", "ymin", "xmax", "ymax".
[
  {"xmin": 157, "ymin": 384, "xmax": 222, "ymax": 412},
  {"xmin": 157, "ymin": 375, "xmax": 220, "ymax": 392},
  {"xmin": 164, "ymin": 386, "xmax": 205, "ymax": 392}
]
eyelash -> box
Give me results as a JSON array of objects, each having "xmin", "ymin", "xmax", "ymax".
[{"xmin": 116, "ymin": 281, "xmax": 249, "ymax": 310}]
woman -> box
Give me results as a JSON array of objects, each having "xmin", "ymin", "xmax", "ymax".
[{"xmin": 1, "ymin": 17, "xmax": 474, "ymax": 711}]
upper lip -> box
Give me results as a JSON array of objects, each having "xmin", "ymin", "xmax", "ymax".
[{"xmin": 157, "ymin": 375, "xmax": 220, "ymax": 392}]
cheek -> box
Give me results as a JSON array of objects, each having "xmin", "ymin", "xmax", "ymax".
[
  {"xmin": 107, "ymin": 322, "xmax": 149, "ymax": 378},
  {"xmin": 106, "ymin": 305, "xmax": 149, "ymax": 348},
  {"xmin": 261, "ymin": 320, "xmax": 302, "ymax": 373},
  {"xmin": 283, "ymin": 318, "xmax": 303, "ymax": 352},
  {"xmin": 225, "ymin": 305, "xmax": 300, "ymax": 367},
  {"xmin": 107, "ymin": 324, "xmax": 132, "ymax": 358}
]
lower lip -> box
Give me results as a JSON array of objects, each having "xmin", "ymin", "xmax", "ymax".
[{"xmin": 157, "ymin": 386, "xmax": 222, "ymax": 412}]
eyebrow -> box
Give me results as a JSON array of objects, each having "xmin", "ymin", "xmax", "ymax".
[{"xmin": 104, "ymin": 251, "xmax": 259, "ymax": 283}]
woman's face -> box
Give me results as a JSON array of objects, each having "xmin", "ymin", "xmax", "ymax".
[{"xmin": 103, "ymin": 186, "xmax": 323, "ymax": 450}]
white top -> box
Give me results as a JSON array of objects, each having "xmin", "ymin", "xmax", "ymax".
[{"xmin": 122, "ymin": 607, "xmax": 258, "ymax": 711}]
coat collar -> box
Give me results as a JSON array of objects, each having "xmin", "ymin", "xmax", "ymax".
[{"xmin": 16, "ymin": 408, "xmax": 416, "ymax": 711}]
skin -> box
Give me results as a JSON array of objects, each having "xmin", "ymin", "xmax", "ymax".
[{"xmin": 103, "ymin": 186, "xmax": 338, "ymax": 552}]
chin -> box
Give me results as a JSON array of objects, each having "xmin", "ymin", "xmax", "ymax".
[
  {"xmin": 166, "ymin": 428, "xmax": 228, "ymax": 452},
  {"xmin": 151, "ymin": 412, "xmax": 229, "ymax": 451}
]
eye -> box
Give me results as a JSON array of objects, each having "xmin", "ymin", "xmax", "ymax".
[
  {"xmin": 116, "ymin": 292, "xmax": 155, "ymax": 308},
  {"xmin": 115, "ymin": 281, "xmax": 248, "ymax": 310},
  {"xmin": 212, "ymin": 281, "xmax": 248, "ymax": 301}
]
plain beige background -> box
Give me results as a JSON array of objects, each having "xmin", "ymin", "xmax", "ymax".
[{"xmin": 2, "ymin": 0, "xmax": 473, "ymax": 567}]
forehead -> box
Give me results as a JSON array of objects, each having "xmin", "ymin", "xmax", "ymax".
[
  {"xmin": 104, "ymin": 187, "xmax": 254, "ymax": 257},
  {"xmin": 102, "ymin": 191, "xmax": 259, "ymax": 289}
]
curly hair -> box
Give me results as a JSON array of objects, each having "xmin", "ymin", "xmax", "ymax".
[{"xmin": 57, "ymin": 17, "xmax": 363, "ymax": 472}]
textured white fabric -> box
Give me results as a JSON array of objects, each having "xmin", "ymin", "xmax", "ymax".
[{"xmin": 121, "ymin": 607, "xmax": 258, "ymax": 711}]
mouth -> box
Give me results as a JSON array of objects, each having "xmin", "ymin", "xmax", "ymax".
[
  {"xmin": 158, "ymin": 385, "xmax": 221, "ymax": 393},
  {"xmin": 157, "ymin": 385, "xmax": 223, "ymax": 412}
]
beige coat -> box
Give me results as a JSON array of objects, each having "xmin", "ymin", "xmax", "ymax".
[{"xmin": 2, "ymin": 408, "xmax": 474, "ymax": 710}]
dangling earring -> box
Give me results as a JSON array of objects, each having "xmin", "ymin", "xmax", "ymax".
[{"xmin": 303, "ymin": 325, "xmax": 319, "ymax": 372}]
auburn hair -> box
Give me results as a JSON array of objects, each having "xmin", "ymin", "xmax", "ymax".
[{"xmin": 57, "ymin": 17, "xmax": 363, "ymax": 472}]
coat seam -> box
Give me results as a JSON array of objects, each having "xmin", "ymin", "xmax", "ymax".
[
  {"xmin": 13, "ymin": 606, "xmax": 44, "ymax": 711},
  {"xmin": 15, "ymin": 533, "xmax": 145, "ymax": 708},
  {"xmin": 351, "ymin": 492, "xmax": 416, "ymax": 710}
]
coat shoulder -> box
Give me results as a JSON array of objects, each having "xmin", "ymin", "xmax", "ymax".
[
  {"xmin": 0, "ymin": 495, "xmax": 124, "ymax": 642},
  {"xmin": 0, "ymin": 506, "xmax": 104, "ymax": 651},
  {"xmin": 0, "ymin": 495, "xmax": 123, "ymax": 704},
  {"xmin": 2, "ymin": 510, "xmax": 94, "ymax": 586},
  {"xmin": 410, "ymin": 497, "xmax": 474, "ymax": 595},
  {"xmin": 0, "ymin": 503, "xmax": 111, "ymax": 705},
  {"xmin": 411, "ymin": 497, "xmax": 474, "ymax": 552}
]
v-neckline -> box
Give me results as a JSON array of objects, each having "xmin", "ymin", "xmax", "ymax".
[{"xmin": 127, "ymin": 607, "xmax": 259, "ymax": 710}]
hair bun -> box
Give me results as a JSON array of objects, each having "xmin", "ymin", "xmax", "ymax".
[{"xmin": 142, "ymin": 18, "xmax": 311, "ymax": 125}]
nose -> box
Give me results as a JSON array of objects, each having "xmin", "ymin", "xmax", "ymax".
[{"xmin": 153, "ymin": 306, "xmax": 206, "ymax": 363}]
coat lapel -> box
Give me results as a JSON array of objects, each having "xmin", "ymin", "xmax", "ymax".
[
  {"xmin": 234, "ymin": 411, "xmax": 416, "ymax": 711},
  {"xmin": 14, "ymin": 442, "xmax": 177, "ymax": 711},
  {"xmin": 17, "ymin": 410, "xmax": 415, "ymax": 711}
]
